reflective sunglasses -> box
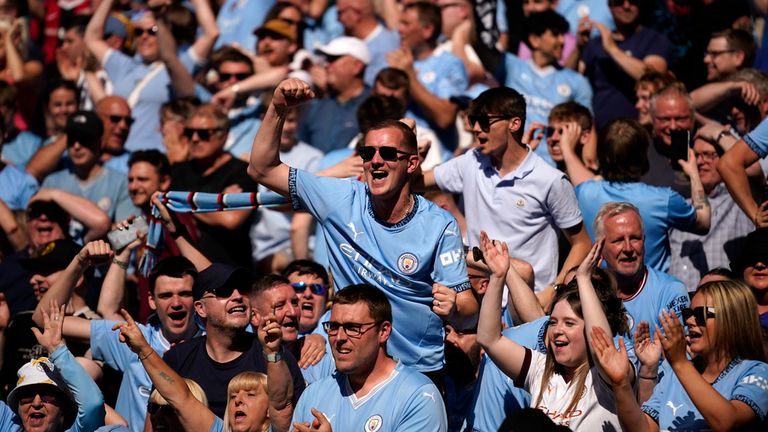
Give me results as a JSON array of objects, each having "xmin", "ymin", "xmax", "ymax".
[
  {"xmin": 18, "ymin": 393, "xmax": 59, "ymax": 405},
  {"xmin": 681, "ymin": 306, "xmax": 716, "ymax": 326},
  {"xmin": 218, "ymin": 72, "xmax": 251, "ymax": 82},
  {"xmin": 291, "ymin": 282, "xmax": 327, "ymax": 296},
  {"xmin": 183, "ymin": 127, "xmax": 223, "ymax": 140},
  {"xmin": 359, "ymin": 146, "xmax": 415, "ymax": 162},
  {"xmin": 322, "ymin": 321, "xmax": 381, "ymax": 337},
  {"xmin": 467, "ymin": 115, "xmax": 511, "ymax": 131},
  {"xmin": 134, "ymin": 25, "xmax": 159, "ymax": 37},
  {"xmin": 108, "ymin": 115, "xmax": 134, "ymax": 126}
]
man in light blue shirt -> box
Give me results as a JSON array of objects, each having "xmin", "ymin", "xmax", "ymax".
[
  {"xmin": 292, "ymin": 284, "xmax": 447, "ymax": 432},
  {"xmin": 250, "ymin": 80, "xmax": 478, "ymax": 374},
  {"xmin": 337, "ymin": 0, "xmax": 399, "ymax": 86}
]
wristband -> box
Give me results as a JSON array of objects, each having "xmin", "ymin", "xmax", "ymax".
[
  {"xmin": 639, "ymin": 374, "xmax": 657, "ymax": 380},
  {"xmin": 112, "ymin": 258, "xmax": 129, "ymax": 269},
  {"xmin": 170, "ymin": 224, "xmax": 188, "ymax": 239},
  {"xmin": 139, "ymin": 350, "xmax": 155, "ymax": 361}
]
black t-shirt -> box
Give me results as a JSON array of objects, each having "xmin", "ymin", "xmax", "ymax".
[
  {"xmin": 170, "ymin": 157, "xmax": 258, "ymax": 268},
  {"xmin": 163, "ymin": 333, "xmax": 305, "ymax": 418},
  {"xmin": 0, "ymin": 250, "xmax": 36, "ymax": 318}
]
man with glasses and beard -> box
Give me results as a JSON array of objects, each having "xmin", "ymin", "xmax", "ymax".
[
  {"xmin": 162, "ymin": 263, "xmax": 305, "ymax": 419},
  {"xmin": 249, "ymin": 79, "xmax": 476, "ymax": 386},
  {"xmin": 169, "ymin": 104, "xmax": 258, "ymax": 268}
]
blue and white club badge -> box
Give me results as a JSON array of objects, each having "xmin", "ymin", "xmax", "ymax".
[
  {"xmin": 397, "ymin": 253, "xmax": 419, "ymax": 274},
  {"xmin": 365, "ymin": 415, "xmax": 383, "ymax": 432}
]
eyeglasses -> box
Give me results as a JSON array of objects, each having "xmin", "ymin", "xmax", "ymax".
[
  {"xmin": 468, "ymin": 115, "xmax": 511, "ymax": 131},
  {"xmin": 18, "ymin": 393, "xmax": 60, "ymax": 405},
  {"xmin": 322, "ymin": 320, "xmax": 381, "ymax": 337},
  {"xmin": 705, "ymin": 49, "xmax": 736, "ymax": 58},
  {"xmin": 107, "ymin": 115, "xmax": 134, "ymax": 126},
  {"xmin": 147, "ymin": 403, "xmax": 176, "ymax": 416},
  {"xmin": 291, "ymin": 282, "xmax": 327, "ymax": 296},
  {"xmin": 183, "ymin": 127, "xmax": 223, "ymax": 140},
  {"xmin": 694, "ymin": 151, "xmax": 718, "ymax": 161},
  {"xmin": 201, "ymin": 283, "xmax": 252, "ymax": 299},
  {"xmin": 359, "ymin": 146, "xmax": 415, "ymax": 162},
  {"xmin": 608, "ymin": 0, "xmax": 639, "ymax": 6},
  {"xmin": 219, "ymin": 72, "xmax": 251, "ymax": 82},
  {"xmin": 135, "ymin": 25, "xmax": 159, "ymax": 37},
  {"xmin": 681, "ymin": 306, "xmax": 716, "ymax": 326}
]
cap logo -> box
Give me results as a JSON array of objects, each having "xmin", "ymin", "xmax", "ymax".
[
  {"xmin": 73, "ymin": 114, "xmax": 87, "ymax": 124},
  {"xmin": 38, "ymin": 242, "xmax": 56, "ymax": 257}
]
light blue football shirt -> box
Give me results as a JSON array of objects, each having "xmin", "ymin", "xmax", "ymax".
[{"xmin": 289, "ymin": 168, "xmax": 470, "ymax": 372}]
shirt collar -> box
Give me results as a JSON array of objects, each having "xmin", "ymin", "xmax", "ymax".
[{"xmin": 477, "ymin": 145, "xmax": 536, "ymax": 181}]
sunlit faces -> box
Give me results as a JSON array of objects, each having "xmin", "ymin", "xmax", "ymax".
[
  {"xmin": 685, "ymin": 292, "xmax": 716, "ymax": 357},
  {"xmin": 18, "ymin": 390, "xmax": 66, "ymax": 432},
  {"xmin": 149, "ymin": 275, "xmax": 196, "ymax": 343},
  {"xmin": 256, "ymin": 32, "xmax": 296, "ymax": 67},
  {"xmin": 196, "ymin": 288, "xmax": 252, "ymax": 331},
  {"xmin": 743, "ymin": 260, "xmax": 768, "ymax": 292},
  {"xmin": 437, "ymin": 0, "xmax": 469, "ymax": 37},
  {"xmin": 692, "ymin": 138, "xmax": 721, "ymax": 192},
  {"xmin": 47, "ymin": 87, "xmax": 78, "ymax": 132},
  {"xmin": 128, "ymin": 161, "xmax": 169, "ymax": 208},
  {"xmin": 529, "ymin": 29, "xmax": 565, "ymax": 63},
  {"xmin": 227, "ymin": 388, "xmax": 269, "ymax": 432},
  {"xmin": 362, "ymin": 127, "xmax": 419, "ymax": 199},
  {"xmin": 59, "ymin": 27, "xmax": 86, "ymax": 64},
  {"xmin": 444, "ymin": 324, "xmax": 480, "ymax": 360},
  {"xmin": 185, "ymin": 115, "xmax": 227, "ymax": 161},
  {"xmin": 336, "ymin": 0, "xmax": 363, "ymax": 33},
  {"xmin": 97, "ymin": 98, "xmax": 132, "ymax": 153},
  {"xmin": 216, "ymin": 61, "xmax": 252, "ymax": 92},
  {"xmin": 547, "ymin": 299, "xmax": 588, "ymax": 368},
  {"xmin": 398, "ymin": 8, "xmax": 427, "ymax": 48},
  {"xmin": 252, "ymin": 284, "xmax": 300, "ymax": 343},
  {"xmin": 469, "ymin": 113, "xmax": 513, "ymax": 159},
  {"xmin": 328, "ymin": 302, "xmax": 389, "ymax": 375},
  {"xmin": 652, "ymin": 94, "xmax": 693, "ymax": 146},
  {"xmin": 324, "ymin": 54, "xmax": 363, "ymax": 92},
  {"xmin": 66, "ymin": 138, "xmax": 100, "ymax": 170},
  {"xmin": 601, "ymin": 211, "xmax": 645, "ymax": 278},
  {"xmin": 609, "ymin": 0, "xmax": 639, "ymax": 28},
  {"xmin": 280, "ymin": 109, "xmax": 300, "ymax": 150},
  {"xmin": 704, "ymin": 37, "xmax": 741, "ymax": 81},
  {"xmin": 286, "ymin": 271, "xmax": 327, "ymax": 334},
  {"xmin": 134, "ymin": 15, "xmax": 160, "ymax": 63}
]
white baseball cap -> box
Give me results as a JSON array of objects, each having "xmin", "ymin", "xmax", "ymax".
[{"xmin": 315, "ymin": 37, "xmax": 370, "ymax": 65}]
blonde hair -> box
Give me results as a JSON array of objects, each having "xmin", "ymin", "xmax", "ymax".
[
  {"xmin": 696, "ymin": 280, "xmax": 766, "ymax": 363},
  {"xmin": 223, "ymin": 372, "xmax": 270, "ymax": 432}
]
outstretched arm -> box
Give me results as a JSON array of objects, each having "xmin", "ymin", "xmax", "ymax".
[
  {"xmin": 113, "ymin": 309, "xmax": 216, "ymax": 432},
  {"xmin": 575, "ymin": 240, "xmax": 613, "ymax": 364},
  {"xmin": 83, "ymin": 0, "xmax": 114, "ymax": 63},
  {"xmin": 247, "ymin": 79, "xmax": 315, "ymax": 195},
  {"xmin": 475, "ymin": 231, "xmax": 528, "ymax": 380}
]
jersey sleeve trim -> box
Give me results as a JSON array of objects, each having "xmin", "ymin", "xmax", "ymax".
[
  {"xmin": 733, "ymin": 394, "xmax": 766, "ymax": 421},
  {"xmin": 514, "ymin": 348, "xmax": 532, "ymax": 388},
  {"xmin": 640, "ymin": 405, "xmax": 659, "ymax": 423},
  {"xmin": 450, "ymin": 281, "xmax": 471, "ymax": 293},
  {"xmin": 288, "ymin": 167, "xmax": 301, "ymax": 211}
]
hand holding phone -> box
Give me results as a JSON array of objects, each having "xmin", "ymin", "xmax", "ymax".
[{"xmin": 107, "ymin": 216, "xmax": 148, "ymax": 251}]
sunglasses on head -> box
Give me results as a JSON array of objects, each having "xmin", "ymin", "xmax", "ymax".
[
  {"xmin": 108, "ymin": 115, "xmax": 134, "ymax": 126},
  {"xmin": 183, "ymin": 127, "xmax": 223, "ymax": 140},
  {"xmin": 291, "ymin": 282, "xmax": 327, "ymax": 295},
  {"xmin": 681, "ymin": 306, "xmax": 716, "ymax": 326},
  {"xmin": 219, "ymin": 72, "xmax": 251, "ymax": 82},
  {"xmin": 18, "ymin": 393, "xmax": 59, "ymax": 405},
  {"xmin": 359, "ymin": 146, "xmax": 415, "ymax": 162},
  {"xmin": 135, "ymin": 25, "xmax": 159, "ymax": 37},
  {"xmin": 467, "ymin": 115, "xmax": 511, "ymax": 131}
]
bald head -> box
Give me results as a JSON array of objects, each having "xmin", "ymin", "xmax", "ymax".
[
  {"xmin": 337, "ymin": 0, "xmax": 377, "ymax": 36},
  {"xmin": 96, "ymin": 96, "xmax": 132, "ymax": 154}
]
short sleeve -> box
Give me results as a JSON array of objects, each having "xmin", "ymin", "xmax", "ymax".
[
  {"xmin": 289, "ymin": 168, "xmax": 356, "ymax": 218},
  {"xmin": 432, "ymin": 152, "xmax": 469, "ymax": 194},
  {"xmin": 666, "ymin": 191, "xmax": 696, "ymax": 231},
  {"xmin": 394, "ymin": 383, "xmax": 448, "ymax": 431},
  {"xmin": 431, "ymin": 218, "xmax": 470, "ymax": 292},
  {"xmin": 743, "ymin": 117, "xmax": 768, "ymax": 158},
  {"xmin": 546, "ymin": 175, "xmax": 583, "ymax": 230},
  {"xmin": 102, "ymin": 49, "xmax": 137, "ymax": 83},
  {"xmin": 90, "ymin": 320, "xmax": 142, "ymax": 370},
  {"xmin": 732, "ymin": 362, "xmax": 768, "ymax": 421},
  {"xmin": 640, "ymin": 387, "xmax": 662, "ymax": 424}
]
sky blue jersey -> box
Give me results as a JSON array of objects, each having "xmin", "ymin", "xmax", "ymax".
[
  {"xmin": 293, "ymin": 362, "xmax": 447, "ymax": 432},
  {"xmin": 289, "ymin": 168, "xmax": 470, "ymax": 372}
]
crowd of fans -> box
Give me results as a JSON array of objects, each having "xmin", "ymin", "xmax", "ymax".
[{"xmin": 0, "ymin": 0, "xmax": 768, "ymax": 430}]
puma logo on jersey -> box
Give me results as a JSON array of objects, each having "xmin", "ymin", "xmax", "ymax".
[
  {"xmin": 667, "ymin": 401, "xmax": 684, "ymax": 416},
  {"xmin": 347, "ymin": 222, "xmax": 365, "ymax": 241},
  {"xmin": 422, "ymin": 392, "xmax": 436, "ymax": 402}
]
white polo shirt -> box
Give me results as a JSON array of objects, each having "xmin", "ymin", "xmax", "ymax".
[{"xmin": 433, "ymin": 147, "xmax": 583, "ymax": 290}]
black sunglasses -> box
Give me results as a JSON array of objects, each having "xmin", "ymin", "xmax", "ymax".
[
  {"xmin": 291, "ymin": 282, "xmax": 327, "ymax": 296},
  {"xmin": 147, "ymin": 402, "xmax": 176, "ymax": 416},
  {"xmin": 544, "ymin": 126, "xmax": 559, "ymax": 138},
  {"xmin": 183, "ymin": 127, "xmax": 223, "ymax": 140},
  {"xmin": 202, "ymin": 283, "xmax": 252, "ymax": 299},
  {"xmin": 681, "ymin": 306, "xmax": 716, "ymax": 327},
  {"xmin": 108, "ymin": 115, "xmax": 134, "ymax": 126},
  {"xmin": 608, "ymin": 0, "xmax": 639, "ymax": 6},
  {"xmin": 18, "ymin": 393, "xmax": 59, "ymax": 405},
  {"xmin": 468, "ymin": 115, "xmax": 511, "ymax": 131},
  {"xmin": 219, "ymin": 72, "xmax": 251, "ymax": 82},
  {"xmin": 135, "ymin": 25, "xmax": 159, "ymax": 37},
  {"xmin": 359, "ymin": 146, "xmax": 415, "ymax": 162}
]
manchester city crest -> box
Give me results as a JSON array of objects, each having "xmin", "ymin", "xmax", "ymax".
[
  {"xmin": 397, "ymin": 253, "xmax": 419, "ymax": 274},
  {"xmin": 365, "ymin": 415, "xmax": 383, "ymax": 432}
]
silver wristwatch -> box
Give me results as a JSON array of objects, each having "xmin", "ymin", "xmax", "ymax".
[{"xmin": 263, "ymin": 349, "xmax": 283, "ymax": 363}]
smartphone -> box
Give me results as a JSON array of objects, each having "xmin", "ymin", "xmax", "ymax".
[
  {"xmin": 107, "ymin": 216, "xmax": 148, "ymax": 251},
  {"xmin": 669, "ymin": 129, "xmax": 691, "ymax": 168}
]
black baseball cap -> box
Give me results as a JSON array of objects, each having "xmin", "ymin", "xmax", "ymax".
[
  {"xmin": 66, "ymin": 111, "xmax": 104, "ymax": 148},
  {"xmin": 20, "ymin": 239, "xmax": 81, "ymax": 276},
  {"xmin": 193, "ymin": 263, "xmax": 254, "ymax": 300}
]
